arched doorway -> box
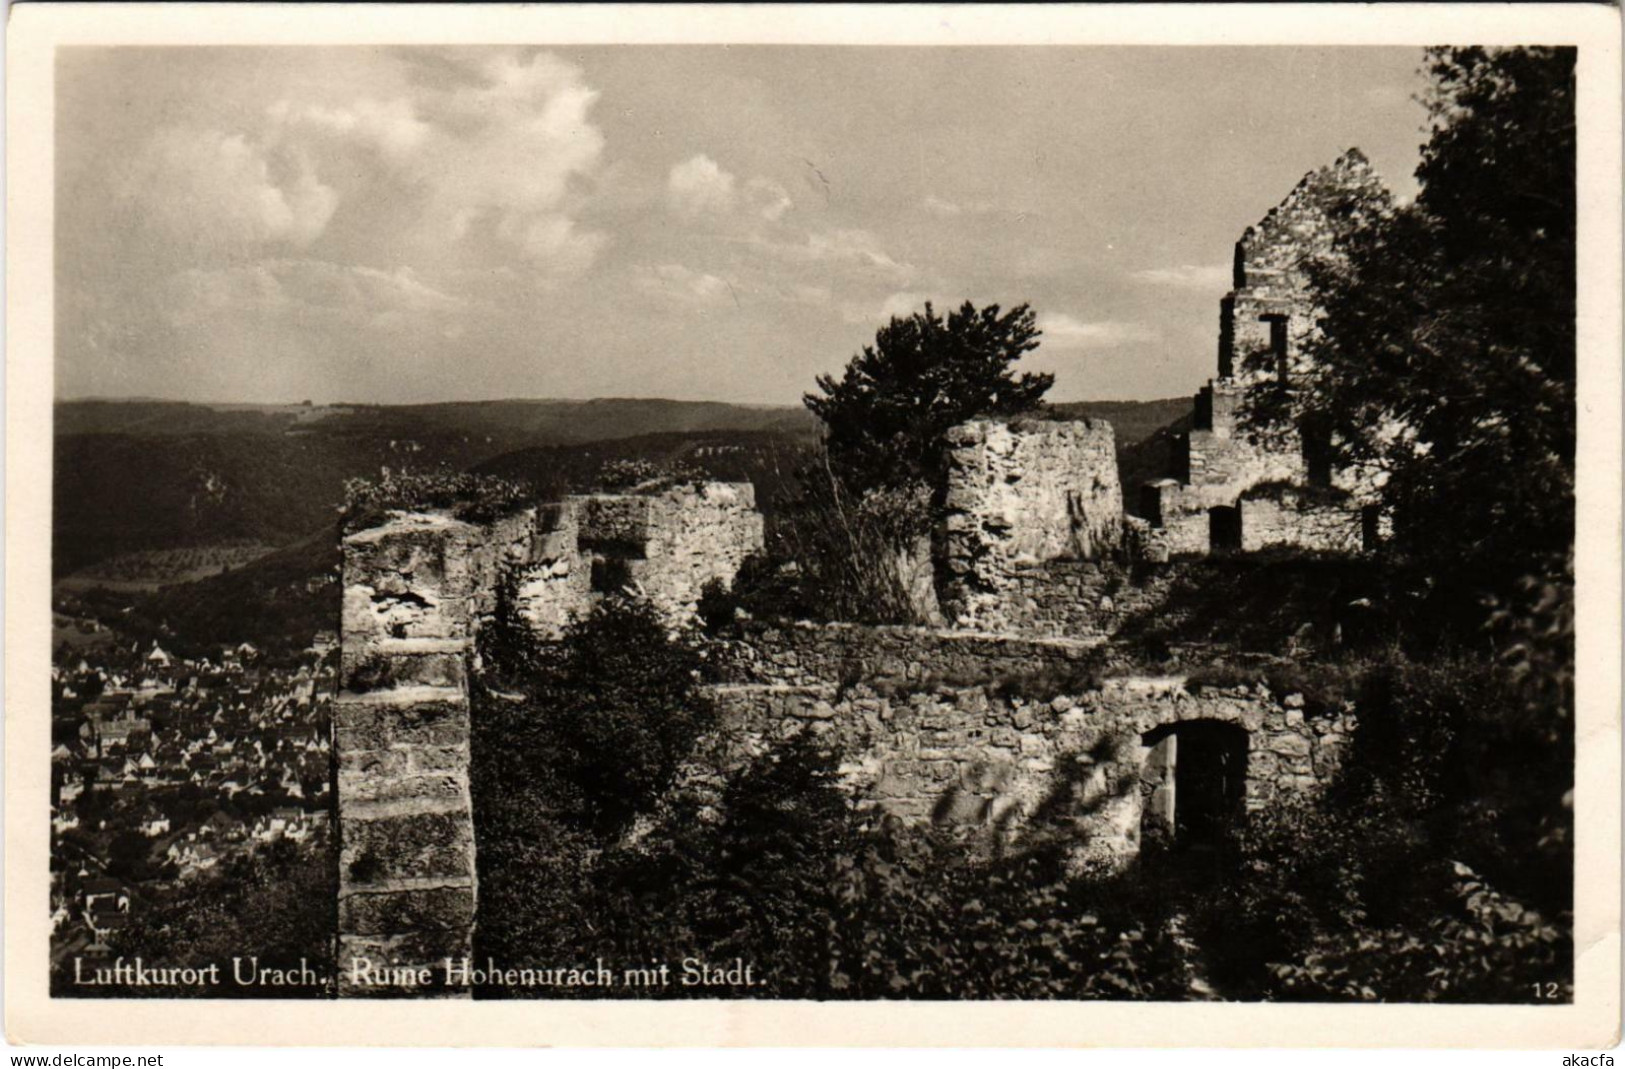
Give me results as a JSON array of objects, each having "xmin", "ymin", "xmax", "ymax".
[{"xmin": 1141, "ymin": 721, "xmax": 1249, "ymax": 850}]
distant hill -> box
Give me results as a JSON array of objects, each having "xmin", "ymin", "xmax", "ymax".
[
  {"xmin": 53, "ymin": 398, "xmax": 816, "ymax": 574},
  {"xmin": 56, "ymin": 397, "xmax": 814, "ymax": 442},
  {"xmin": 471, "ymin": 428, "xmax": 816, "ymax": 515},
  {"xmin": 142, "ymin": 529, "xmax": 342, "ymax": 657},
  {"xmin": 53, "ymin": 394, "xmax": 1193, "ymax": 652},
  {"xmin": 1046, "ymin": 397, "xmax": 1191, "ymax": 450}
]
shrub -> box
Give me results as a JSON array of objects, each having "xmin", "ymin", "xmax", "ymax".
[
  {"xmin": 58, "ymin": 837, "xmax": 336, "ymax": 999},
  {"xmin": 725, "ymin": 551, "xmax": 822, "ymax": 624},
  {"xmin": 987, "ymin": 662, "xmax": 1103, "ymax": 702},
  {"xmin": 694, "ymin": 577, "xmax": 738, "ymax": 634},
  {"xmin": 592, "ymin": 457, "xmax": 708, "ymax": 493},
  {"xmin": 340, "ymin": 468, "xmax": 529, "ymax": 534},
  {"xmin": 474, "ymin": 591, "xmax": 714, "ymax": 839},
  {"xmin": 758, "ymin": 456, "xmax": 934, "ymax": 624}
]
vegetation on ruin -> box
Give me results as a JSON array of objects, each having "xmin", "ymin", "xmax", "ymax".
[
  {"xmin": 805, "ymin": 300, "xmax": 1053, "ymax": 497},
  {"xmin": 709, "ymin": 300, "xmax": 1057, "ymax": 628},
  {"xmin": 468, "ymin": 577, "xmax": 1570, "ymax": 1002},
  {"xmin": 339, "ymin": 468, "xmax": 531, "ymax": 534},
  {"xmin": 478, "ymin": 584, "xmax": 717, "ymax": 838},
  {"xmin": 1244, "ymin": 45, "xmax": 1575, "ymax": 618},
  {"xmin": 589, "ymin": 457, "xmax": 710, "ymax": 493}
]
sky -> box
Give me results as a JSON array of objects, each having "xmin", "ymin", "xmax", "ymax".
[{"xmin": 55, "ymin": 46, "xmax": 1430, "ymax": 405}]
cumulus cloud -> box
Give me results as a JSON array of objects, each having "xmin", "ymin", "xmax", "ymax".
[
  {"xmin": 163, "ymin": 259, "xmax": 467, "ymax": 331},
  {"xmin": 838, "ymin": 290, "xmax": 950, "ymax": 326},
  {"xmin": 634, "ymin": 263, "xmax": 736, "ymax": 307},
  {"xmin": 118, "ymin": 50, "xmax": 610, "ymax": 279},
  {"xmin": 122, "ymin": 127, "xmax": 338, "ymax": 252},
  {"xmin": 269, "ymin": 97, "xmax": 431, "ymax": 160},
  {"xmin": 799, "ymin": 229, "xmax": 914, "ymax": 279},
  {"xmin": 1128, "ymin": 263, "xmax": 1233, "ymax": 291},
  {"xmin": 410, "ymin": 51, "xmax": 608, "ymax": 271},
  {"xmin": 1038, "ymin": 313, "xmax": 1158, "ymax": 350},
  {"xmin": 667, "ymin": 154, "xmax": 737, "ymax": 217},
  {"xmin": 745, "ymin": 176, "xmax": 794, "ymax": 222},
  {"xmin": 493, "ymin": 215, "xmax": 607, "ymax": 278}
]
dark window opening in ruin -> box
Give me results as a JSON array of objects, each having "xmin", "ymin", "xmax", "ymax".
[
  {"xmin": 1141, "ymin": 721, "xmax": 1249, "ymax": 852},
  {"xmin": 1361, "ymin": 505, "xmax": 1382, "ymax": 551},
  {"xmin": 1208, "ymin": 505, "xmax": 1242, "ymax": 552},
  {"xmin": 1140, "ymin": 484, "xmax": 1165, "ymax": 528},
  {"xmin": 578, "ymin": 537, "xmax": 648, "ymax": 560},
  {"xmin": 1302, "ymin": 421, "xmax": 1334, "ymax": 488},
  {"xmin": 1217, "ymin": 298, "xmax": 1237, "ymax": 380},
  {"xmin": 590, "ymin": 555, "xmax": 633, "ymax": 594},
  {"xmin": 1262, "ymin": 314, "xmax": 1290, "ymax": 381},
  {"xmin": 1172, "ymin": 434, "xmax": 1192, "ymax": 484}
]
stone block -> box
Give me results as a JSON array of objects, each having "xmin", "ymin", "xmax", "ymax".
[
  {"xmin": 339, "ymin": 769, "xmax": 467, "ymax": 808},
  {"xmin": 342, "ymin": 810, "xmax": 475, "ymax": 884},
  {"xmin": 409, "ymin": 745, "xmax": 472, "ymax": 772},
  {"xmin": 338, "ymin": 748, "xmax": 412, "ymax": 778},
  {"xmin": 340, "ymin": 883, "xmax": 477, "ymax": 936},
  {"xmin": 1266, "ymin": 734, "xmax": 1312, "ymax": 758},
  {"xmin": 334, "ymin": 691, "xmax": 470, "ymax": 751}
]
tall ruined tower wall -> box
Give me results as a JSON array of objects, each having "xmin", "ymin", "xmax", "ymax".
[
  {"xmin": 334, "ymin": 484, "xmax": 763, "ymax": 995},
  {"xmin": 336, "ymin": 510, "xmax": 536, "ymax": 997},
  {"xmin": 1142, "ymin": 149, "xmax": 1392, "ymax": 559},
  {"xmin": 936, "ymin": 418, "xmax": 1124, "ymax": 633},
  {"xmin": 1220, "ymin": 147, "xmax": 1391, "ymax": 388}
]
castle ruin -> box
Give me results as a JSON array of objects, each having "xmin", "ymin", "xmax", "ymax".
[
  {"xmin": 332, "ymin": 152, "xmax": 1384, "ymax": 995},
  {"xmin": 1139, "ymin": 149, "xmax": 1392, "ymax": 559}
]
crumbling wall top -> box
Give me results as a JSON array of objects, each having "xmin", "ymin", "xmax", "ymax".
[{"xmin": 1234, "ymin": 147, "xmax": 1393, "ymax": 292}]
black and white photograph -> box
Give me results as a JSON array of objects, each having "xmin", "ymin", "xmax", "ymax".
[{"xmin": 6, "ymin": 2, "xmax": 1620, "ymax": 1049}]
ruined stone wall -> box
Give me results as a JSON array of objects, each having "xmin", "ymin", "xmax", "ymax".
[
  {"xmin": 336, "ymin": 484, "xmax": 761, "ymax": 996},
  {"xmin": 1142, "ymin": 150, "xmax": 1392, "ymax": 560},
  {"xmin": 514, "ymin": 502, "xmax": 592, "ymax": 635},
  {"xmin": 1133, "ymin": 496, "xmax": 1372, "ymax": 560},
  {"xmin": 996, "ymin": 560, "xmax": 1174, "ymax": 638},
  {"xmin": 519, "ymin": 483, "xmax": 764, "ymax": 637},
  {"xmin": 623, "ymin": 483, "xmax": 766, "ymax": 623},
  {"xmin": 703, "ymin": 673, "xmax": 1351, "ymax": 864},
  {"xmin": 1221, "ymin": 148, "xmax": 1391, "ymax": 388},
  {"xmin": 937, "ymin": 418, "xmax": 1123, "ymax": 632},
  {"xmin": 1238, "ymin": 494, "xmax": 1366, "ymax": 554},
  {"xmin": 707, "ymin": 620, "xmax": 1106, "ymax": 691}
]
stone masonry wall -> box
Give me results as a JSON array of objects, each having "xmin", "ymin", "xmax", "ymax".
[
  {"xmin": 707, "ymin": 621, "xmax": 1106, "ymax": 691},
  {"xmin": 620, "ymin": 483, "xmax": 766, "ymax": 624},
  {"xmin": 1238, "ymin": 493, "xmax": 1366, "ymax": 554},
  {"xmin": 337, "ymin": 509, "xmax": 538, "ymax": 997},
  {"xmin": 703, "ymin": 673, "xmax": 1351, "ymax": 866},
  {"xmin": 519, "ymin": 483, "xmax": 764, "ymax": 638},
  {"xmin": 1136, "ymin": 483, "xmax": 1372, "ymax": 560},
  {"xmin": 938, "ymin": 418, "xmax": 1123, "ymax": 633},
  {"xmin": 1142, "ymin": 150, "xmax": 1392, "ymax": 560},
  {"xmin": 1222, "ymin": 148, "xmax": 1391, "ymax": 388},
  {"xmin": 336, "ymin": 483, "xmax": 760, "ymax": 997}
]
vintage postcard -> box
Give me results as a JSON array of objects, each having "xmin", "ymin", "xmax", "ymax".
[{"xmin": 5, "ymin": 2, "xmax": 1621, "ymax": 1049}]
